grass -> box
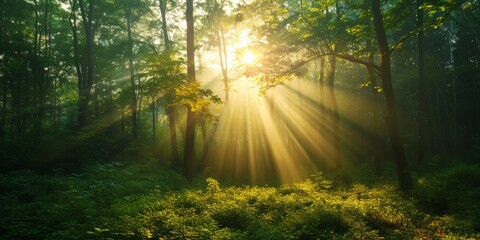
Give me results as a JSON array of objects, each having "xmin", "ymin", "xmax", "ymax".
[{"xmin": 0, "ymin": 160, "xmax": 479, "ymax": 239}]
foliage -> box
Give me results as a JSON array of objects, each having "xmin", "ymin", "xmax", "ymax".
[
  {"xmin": 415, "ymin": 164, "xmax": 480, "ymax": 232},
  {"xmin": 140, "ymin": 51, "xmax": 221, "ymax": 113},
  {"xmin": 1, "ymin": 162, "xmax": 479, "ymax": 239},
  {"xmin": 140, "ymin": 52, "xmax": 187, "ymax": 101}
]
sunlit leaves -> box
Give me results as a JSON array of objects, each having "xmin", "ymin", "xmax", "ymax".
[
  {"xmin": 139, "ymin": 51, "xmax": 220, "ymax": 114},
  {"xmin": 140, "ymin": 51, "xmax": 186, "ymax": 104},
  {"xmin": 176, "ymin": 81, "xmax": 221, "ymax": 112}
]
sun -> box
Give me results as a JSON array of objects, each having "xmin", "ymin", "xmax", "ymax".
[{"xmin": 242, "ymin": 50, "xmax": 255, "ymax": 64}]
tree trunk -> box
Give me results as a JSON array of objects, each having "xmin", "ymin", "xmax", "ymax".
[
  {"xmin": 167, "ymin": 106, "xmax": 179, "ymax": 167},
  {"xmin": 152, "ymin": 97, "xmax": 156, "ymax": 142},
  {"xmin": 126, "ymin": 4, "xmax": 138, "ymax": 138},
  {"xmin": 372, "ymin": 0, "xmax": 413, "ymax": 192},
  {"xmin": 44, "ymin": 0, "xmax": 52, "ymax": 130},
  {"xmin": 159, "ymin": 0, "xmax": 170, "ymax": 50},
  {"xmin": 137, "ymin": 77, "xmax": 142, "ymax": 133},
  {"xmin": 159, "ymin": 0, "xmax": 180, "ymax": 168},
  {"xmin": 37, "ymin": 0, "xmax": 50, "ymax": 134},
  {"xmin": 52, "ymin": 76, "xmax": 58, "ymax": 131},
  {"xmin": 33, "ymin": 0, "xmax": 41, "ymax": 134},
  {"xmin": 416, "ymin": 0, "xmax": 429, "ymax": 164},
  {"xmin": 318, "ymin": 56, "xmax": 325, "ymax": 99},
  {"xmin": 68, "ymin": 0, "xmax": 84, "ymax": 116},
  {"xmin": 367, "ymin": 51, "xmax": 383, "ymax": 176},
  {"xmin": 1, "ymin": 69, "xmax": 6, "ymax": 137},
  {"xmin": 327, "ymin": 55, "xmax": 341, "ymax": 168},
  {"xmin": 197, "ymin": 55, "xmax": 209, "ymax": 163},
  {"xmin": 200, "ymin": 116, "xmax": 209, "ymax": 163},
  {"xmin": 220, "ymin": 26, "xmax": 229, "ymax": 102},
  {"xmin": 215, "ymin": 27, "xmax": 229, "ymax": 102},
  {"xmin": 78, "ymin": 0, "xmax": 94, "ymax": 127},
  {"xmin": 183, "ymin": 0, "xmax": 196, "ymax": 183},
  {"xmin": 0, "ymin": 0, "xmax": 5, "ymax": 137}
]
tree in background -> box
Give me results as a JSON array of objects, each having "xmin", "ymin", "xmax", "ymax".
[
  {"xmin": 159, "ymin": 0, "xmax": 180, "ymax": 168},
  {"xmin": 183, "ymin": 0, "xmax": 197, "ymax": 182}
]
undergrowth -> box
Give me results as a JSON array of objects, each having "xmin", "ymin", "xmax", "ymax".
[{"xmin": 0, "ymin": 161, "xmax": 479, "ymax": 239}]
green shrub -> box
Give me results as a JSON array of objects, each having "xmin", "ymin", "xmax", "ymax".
[
  {"xmin": 283, "ymin": 205, "xmax": 349, "ymax": 240},
  {"xmin": 415, "ymin": 164, "xmax": 480, "ymax": 211},
  {"xmin": 415, "ymin": 164, "xmax": 480, "ymax": 233},
  {"xmin": 211, "ymin": 203, "xmax": 253, "ymax": 230}
]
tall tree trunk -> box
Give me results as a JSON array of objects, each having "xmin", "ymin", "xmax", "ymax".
[
  {"xmin": 52, "ymin": 76, "xmax": 58, "ymax": 131},
  {"xmin": 10, "ymin": 75, "xmax": 15, "ymax": 144},
  {"xmin": 159, "ymin": 0, "xmax": 170, "ymax": 50},
  {"xmin": 137, "ymin": 77, "xmax": 142, "ymax": 132},
  {"xmin": 220, "ymin": 26, "xmax": 229, "ymax": 102},
  {"xmin": 69, "ymin": 0, "xmax": 84, "ymax": 113},
  {"xmin": 33, "ymin": 0, "xmax": 41, "ymax": 134},
  {"xmin": 214, "ymin": 25, "xmax": 229, "ymax": 101},
  {"xmin": 152, "ymin": 97, "xmax": 156, "ymax": 143},
  {"xmin": 327, "ymin": 55, "xmax": 341, "ymax": 168},
  {"xmin": 318, "ymin": 56, "xmax": 325, "ymax": 99},
  {"xmin": 126, "ymin": 4, "xmax": 138, "ymax": 138},
  {"xmin": 200, "ymin": 113, "xmax": 209, "ymax": 163},
  {"xmin": 46, "ymin": 0, "xmax": 53, "ymax": 130},
  {"xmin": 315, "ymin": 57, "xmax": 325, "ymax": 158},
  {"xmin": 416, "ymin": 0, "xmax": 429, "ymax": 164},
  {"xmin": 38, "ymin": 0, "xmax": 50, "ymax": 134},
  {"xmin": 167, "ymin": 107, "xmax": 179, "ymax": 167},
  {"xmin": 212, "ymin": 0, "xmax": 229, "ymax": 102},
  {"xmin": 1, "ymin": 71, "xmax": 6, "ymax": 138},
  {"xmin": 197, "ymin": 55, "xmax": 209, "ymax": 164},
  {"xmin": 372, "ymin": 0, "xmax": 413, "ymax": 192},
  {"xmin": 183, "ymin": 0, "xmax": 196, "ymax": 183},
  {"xmin": 0, "ymin": 0, "xmax": 3, "ymax": 136},
  {"xmin": 367, "ymin": 51, "xmax": 382, "ymax": 175},
  {"xmin": 159, "ymin": 0, "xmax": 179, "ymax": 168},
  {"xmin": 363, "ymin": 0, "xmax": 382, "ymax": 175},
  {"xmin": 78, "ymin": 0, "xmax": 94, "ymax": 127}
]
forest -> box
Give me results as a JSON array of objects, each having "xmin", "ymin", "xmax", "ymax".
[{"xmin": 0, "ymin": 0, "xmax": 479, "ymax": 239}]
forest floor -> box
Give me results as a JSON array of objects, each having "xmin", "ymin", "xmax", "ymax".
[{"xmin": 1, "ymin": 159, "xmax": 479, "ymax": 240}]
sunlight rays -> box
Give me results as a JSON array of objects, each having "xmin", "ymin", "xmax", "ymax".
[
  {"xmin": 204, "ymin": 73, "xmax": 384, "ymax": 185},
  {"xmin": 194, "ymin": 25, "xmax": 385, "ymax": 185},
  {"xmin": 206, "ymin": 76, "xmax": 322, "ymax": 184}
]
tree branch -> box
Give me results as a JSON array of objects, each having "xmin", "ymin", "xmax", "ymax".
[{"xmin": 390, "ymin": 8, "xmax": 453, "ymax": 54}]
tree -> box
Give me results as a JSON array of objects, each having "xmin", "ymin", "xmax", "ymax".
[
  {"xmin": 183, "ymin": 0, "xmax": 196, "ymax": 182},
  {"xmin": 126, "ymin": 2, "xmax": 138, "ymax": 138},
  {"xmin": 326, "ymin": 54, "xmax": 341, "ymax": 168},
  {"xmin": 77, "ymin": 0, "xmax": 94, "ymax": 127},
  {"xmin": 371, "ymin": 0, "xmax": 413, "ymax": 192},
  {"xmin": 159, "ymin": 0, "xmax": 180, "ymax": 168},
  {"xmin": 207, "ymin": 0, "xmax": 230, "ymax": 102},
  {"xmin": 416, "ymin": 0, "xmax": 430, "ymax": 165}
]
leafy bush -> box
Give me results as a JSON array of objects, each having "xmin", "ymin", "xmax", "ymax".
[
  {"xmin": 283, "ymin": 205, "xmax": 349, "ymax": 240},
  {"xmin": 211, "ymin": 203, "xmax": 253, "ymax": 230}
]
